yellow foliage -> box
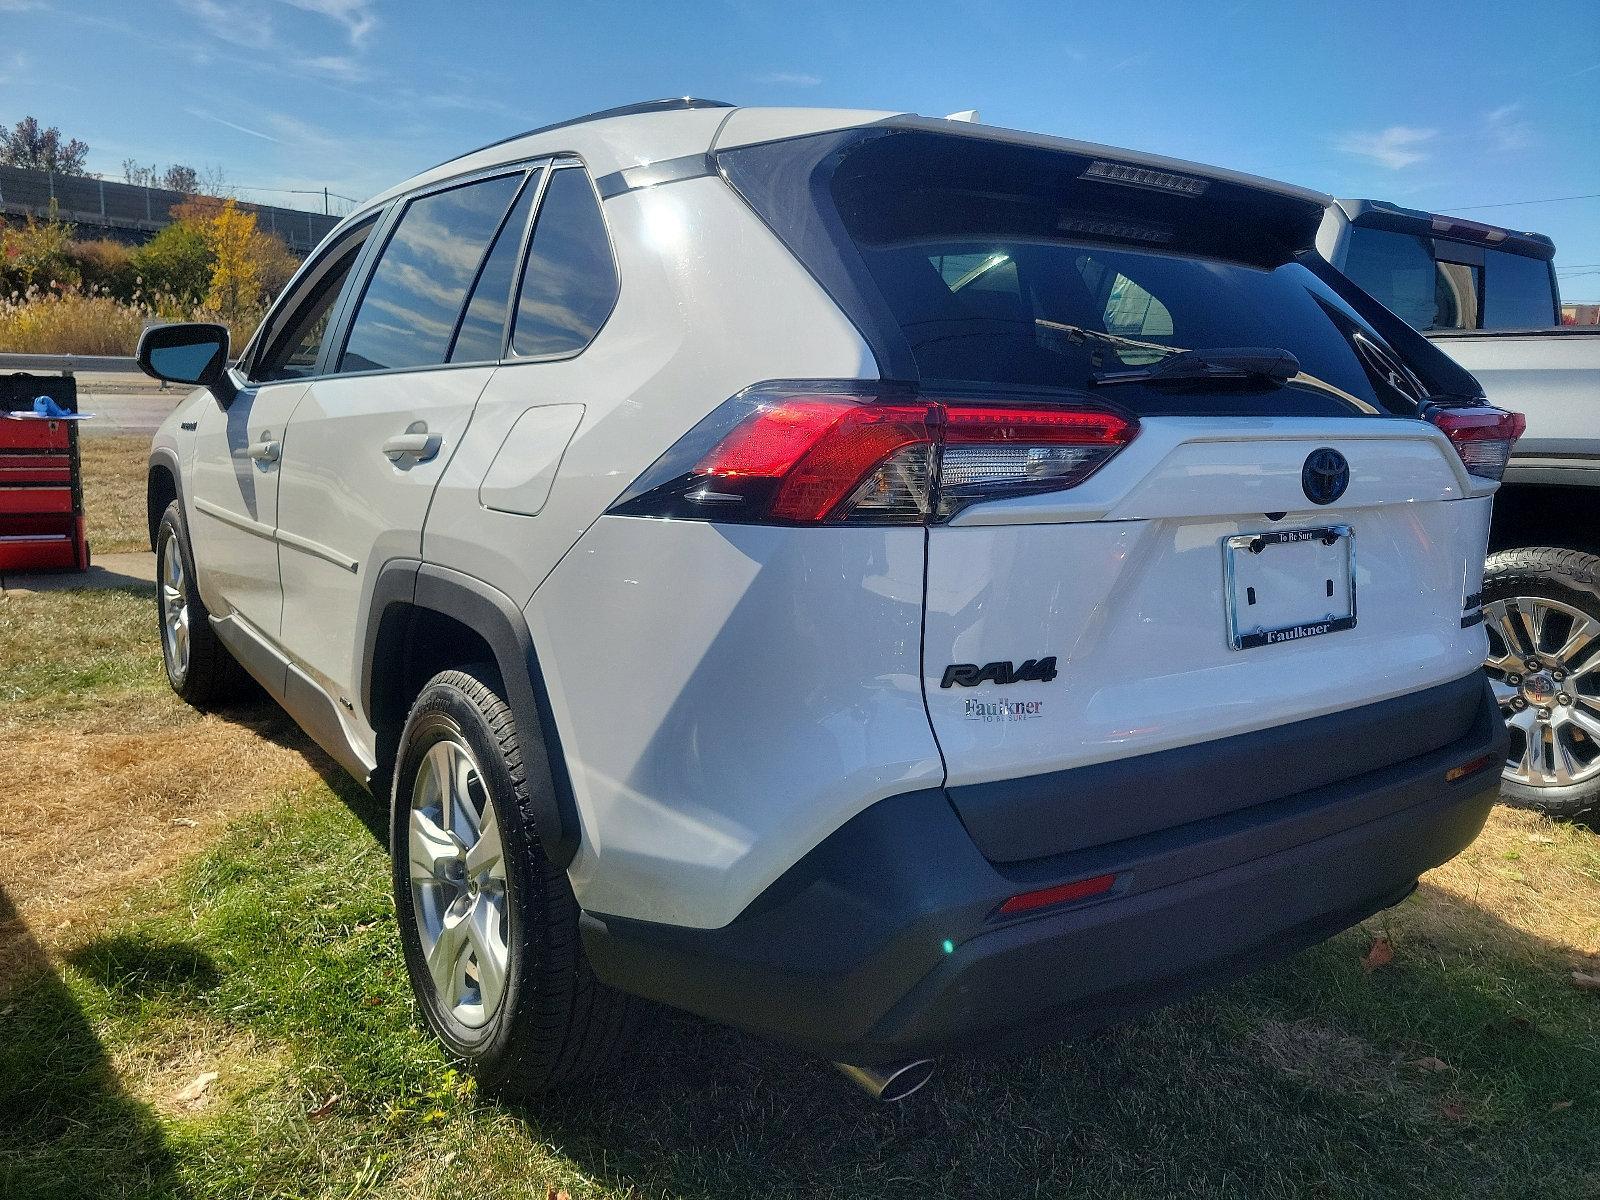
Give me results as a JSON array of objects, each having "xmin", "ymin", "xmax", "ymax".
[{"xmin": 203, "ymin": 198, "xmax": 262, "ymax": 317}]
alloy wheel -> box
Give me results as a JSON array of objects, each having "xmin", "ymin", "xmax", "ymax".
[
  {"xmin": 408, "ymin": 737, "xmax": 511, "ymax": 1028},
  {"xmin": 1484, "ymin": 596, "xmax": 1600, "ymax": 789},
  {"xmin": 159, "ymin": 533, "xmax": 190, "ymax": 683}
]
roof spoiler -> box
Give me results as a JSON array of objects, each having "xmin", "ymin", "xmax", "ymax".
[{"xmin": 1336, "ymin": 198, "xmax": 1555, "ymax": 261}]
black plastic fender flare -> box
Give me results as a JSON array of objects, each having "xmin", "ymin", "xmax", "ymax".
[{"xmin": 362, "ymin": 559, "xmax": 582, "ymax": 867}]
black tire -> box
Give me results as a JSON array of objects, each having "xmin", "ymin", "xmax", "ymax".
[
  {"xmin": 1483, "ymin": 546, "xmax": 1600, "ymax": 818},
  {"xmin": 390, "ymin": 666, "xmax": 637, "ymax": 1097},
  {"xmin": 153, "ymin": 499, "xmax": 251, "ymax": 708}
]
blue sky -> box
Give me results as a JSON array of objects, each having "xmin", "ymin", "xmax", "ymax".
[{"xmin": 3, "ymin": 0, "xmax": 1597, "ymax": 299}]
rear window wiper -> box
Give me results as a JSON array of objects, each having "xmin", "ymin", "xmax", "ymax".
[{"xmin": 1090, "ymin": 347, "xmax": 1299, "ymax": 388}]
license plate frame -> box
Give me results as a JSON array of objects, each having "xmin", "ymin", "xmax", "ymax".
[{"xmin": 1222, "ymin": 525, "xmax": 1356, "ymax": 651}]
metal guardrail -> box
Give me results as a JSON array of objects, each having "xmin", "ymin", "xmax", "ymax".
[{"xmin": 0, "ymin": 352, "xmax": 142, "ymax": 374}]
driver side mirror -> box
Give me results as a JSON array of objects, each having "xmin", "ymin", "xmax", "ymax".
[{"xmin": 136, "ymin": 323, "xmax": 238, "ymax": 406}]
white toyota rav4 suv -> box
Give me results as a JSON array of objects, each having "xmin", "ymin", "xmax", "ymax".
[{"xmin": 140, "ymin": 100, "xmax": 1517, "ymax": 1102}]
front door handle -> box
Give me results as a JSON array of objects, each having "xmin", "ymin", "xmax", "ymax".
[
  {"xmin": 382, "ymin": 428, "xmax": 442, "ymax": 463},
  {"xmin": 247, "ymin": 439, "xmax": 281, "ymax": 463}
]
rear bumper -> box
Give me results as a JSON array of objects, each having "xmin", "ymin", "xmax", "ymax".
[{"xmin": 581, "ymin": 673, "xmax": 1505, "ymax": 1062}]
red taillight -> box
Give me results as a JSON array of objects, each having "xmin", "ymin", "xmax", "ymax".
[
  {"xmin": 1427, "ymin": 404, "xmax": 1526, "ymax": 482},
  {"xmin": 610, "ymin": 384, "xmax": 1138, "ymax": 525},
  {"xmin": 995, "ymin": 873, "xmax": 1118, "ymax": 917}
]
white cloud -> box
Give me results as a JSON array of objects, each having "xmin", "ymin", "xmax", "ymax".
[
  {"xmin": 753, "ymin": 71, "xmax": 822, "ymax": 87},
  {"xmin": 1485, "ymin": 103, "xmax": 1533, "ymax": 153},
  {"xmin": 1335, "ymin": 125, "xmax": 1437, "ymax": 170},
  {"xmin": 275, "ymin": 0, "xmax": 377, "ymax": 45},
  {"xmin": 304, "ymin": 54, "xmax": 368, "ymax": 82}
]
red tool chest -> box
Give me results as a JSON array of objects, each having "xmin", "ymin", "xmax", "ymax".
[{"xmin": 0, "ymin": 372, "xmax": 90, "ymax": 573}]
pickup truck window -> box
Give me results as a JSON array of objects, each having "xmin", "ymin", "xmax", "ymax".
[
  {"xmin": 1344, "ymin": 225, "xmax": 1556, "ymax": 332},
  {"xmin": 1483, "ymin": 247, "xmax": 1558, "ymax": 329}
]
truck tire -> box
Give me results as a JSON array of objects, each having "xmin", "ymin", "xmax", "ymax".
[
  {"xmin": 390, "ymin": 666, "xmax": 638, "ymax": 1097},
  {"xmin": 154, "ymin": 499, "xmax": 252, "ymax": 708},
  {"xmin": 1482, "ymin": 547, "xmax": 1600, "ymax": 817}
]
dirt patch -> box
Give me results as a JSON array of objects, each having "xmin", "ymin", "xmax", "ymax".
[{"xmin": 0, "ymin": 703, "xmax": 328, "ymax": 990}]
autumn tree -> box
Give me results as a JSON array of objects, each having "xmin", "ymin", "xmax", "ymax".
[
  {"xmin": 0, "ymin": 117, "xmax": 90, "ymax": 174},
  {"xmin": 204, "ymin": 198, "xmax": 262, "ymax": 315}
]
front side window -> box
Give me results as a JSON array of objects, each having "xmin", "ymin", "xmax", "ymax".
[
  {"xmin": 250, "ymin": 220, "xmax": 373, "ymax": 383},
  {"xmin": 340, "ymin": 172, "xmax": 524, "ymax": 374},
  {"xmin": 511, "ymin": 167, "xmax": 618, "ymax": 358}
]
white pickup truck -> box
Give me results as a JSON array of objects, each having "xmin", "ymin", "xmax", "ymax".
[{"xmin": 1321, "ymin": 199, "xmax": 1600, "ymax": 815}]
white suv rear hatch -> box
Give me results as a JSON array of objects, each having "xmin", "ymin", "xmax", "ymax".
[{"xmin": 721, "ymin": 122, "xmax": 1499, "ymax": 861}]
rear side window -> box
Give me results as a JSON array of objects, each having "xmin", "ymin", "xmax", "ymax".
[
  {"xmin": 511, "ymin": 167, "xmax": 618, "ymax": 358},
  {"xmin": 449, "ymin": 171, "xmax": 541, "ymax": 363},
  {"xmin": 340, "ymin": 172, "xmax": 524, "ymax": 373},
  {"xmin": 1343, "ymin": 225, "xmax": 1556, "ymax": 331}
]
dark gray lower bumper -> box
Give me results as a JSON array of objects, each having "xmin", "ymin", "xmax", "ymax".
[{"xmin": 582, "ymin": 674, "xmax": 1506, "ymax": 1062}]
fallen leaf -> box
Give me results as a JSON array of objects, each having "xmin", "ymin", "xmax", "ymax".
[
  {"xmin": 544, "ymin": 1190, "xmax": 571, "ymax": 1200},
  {"xmin": 1407, "ymin": 1056, "xmax": 1451, "ymax": 1074},
  {"xmin": 307, "ymin": 1092, "xmax": 339, "ymax": 1120},
  {"xmin": 1572, "ymin": 971, "xmax": 1600, "ymax": 991},
  {"xmin": 1526, "ymin": 833, "xmax": 1555, "ymax": 844},
  {"xmin": 1551, "ymin": 1100, "xmax": 1573, "ymax": 1112},
  {"xmin": 362, "ymin": 995, "xmax": 383, "ymax": 1008},
  {"xmin": 1362, "ymin": 935, "xmax": 1395, "ymax": 973},
  {"xmin": 170, "ymin": 817, "xmax": 198, "ymax": 827},
  {"xmin": 174, "ymin": 1070, "xmax": 218, "ymax": 1104},
  {"xmin": 1440, "ymin": 1100, "xmax": 1468, "ymax": 1122}
]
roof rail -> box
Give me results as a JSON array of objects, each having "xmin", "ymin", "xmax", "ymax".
[{"xmin": 443, "ymin": 97, "xmax": 737, "ymax": 166}]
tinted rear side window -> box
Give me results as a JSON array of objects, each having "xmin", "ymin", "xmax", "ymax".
[
  {"xmin": 340, "ymin": 172, "xmax": 523, "ymax": 373},
  {"xmin": 449, "ymin": 170, "xmax": 540, "ymax": 363},
  {"xmin": 1343, "ymin": 226, "xmax": 1557, "ymax": 332},
  {"xmin": 511, "ymin": 167, "xmax": 618, "ymax": 358}
]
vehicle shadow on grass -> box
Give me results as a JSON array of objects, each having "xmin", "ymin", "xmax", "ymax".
[
  {"xmin": 212, "ymin": 693, "xmax": 389, "ymax": 844},
  {"xmin": 499, "ymin": 880, "xmax": 1600, "ymax": 1199},
  {"xmin": 0, "ymin": 888, "xmax": 181, "ymax": 1200}
]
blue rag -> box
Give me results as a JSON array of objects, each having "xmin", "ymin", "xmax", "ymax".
[{"xmin": 32, "ymin": 394, "xmax": 72, "ymax": 418}]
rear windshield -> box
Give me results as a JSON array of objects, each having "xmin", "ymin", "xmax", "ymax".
[
  {"xmin": 725, "ymin": 128, "xmax": 1422, "ymax": 417},
  {"xmin": 1342, "ymin": 224, "xmax": 1557, "ymax": 331}
]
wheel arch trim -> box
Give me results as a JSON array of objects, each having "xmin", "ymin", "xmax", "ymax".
[{"xmin": 362, "ymin": 559, "xmax": 582, "ymax": 867}]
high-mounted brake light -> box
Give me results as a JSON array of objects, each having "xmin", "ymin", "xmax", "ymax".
[
  {"xmin": 609, "ymin": 384, "xmax": 1138, "ymax": 526},
  {"xmin": 1426, "ymin": 404, "xmax": 1526, "ymax": 482}
]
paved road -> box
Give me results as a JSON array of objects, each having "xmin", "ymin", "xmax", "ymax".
[
  {"xmin": 76, "ymin": 375, "xmax": 184, "ymax": 438},
  {"xmin": 0, "ymin": 550, "xmax": 155, "ymax": 593}
]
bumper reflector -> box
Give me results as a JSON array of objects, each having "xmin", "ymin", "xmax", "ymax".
[
  {"xmin": 996, "ymin": 873, "xmax": 1118, "ymax": 917},
  {"xmin": 1444, "ymin": 753, "xmax": 1498, "ymax": 783}
]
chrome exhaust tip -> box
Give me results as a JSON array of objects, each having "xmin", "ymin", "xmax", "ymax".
[{"xmin": 833, "ymin": 1058, "xmax": 936, "ymax": 1101}]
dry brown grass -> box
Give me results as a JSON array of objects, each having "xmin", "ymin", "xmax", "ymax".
[
  {"xmin": 78, "ymin": 435, "xmax": 152, "ymax": 554},
  {"xmin": 0, "ymin": 708, "xmax": 324, "ymax": 984},
  {"xmin": 1422, "ymin": 805, "xmax": 1600, "ymax": 958},
  {"xmin": 0, "ymin": 582, "xmax": 332, "ymax": 991}
]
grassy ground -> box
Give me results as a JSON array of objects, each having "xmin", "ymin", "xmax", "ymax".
[
  {"xmin": 79, "ymin": 435, "xmax": 157, "ymax": 553},
  {"xmin": 1, "ymin": 442, "xmax": 1597, "ymax": 1199}
]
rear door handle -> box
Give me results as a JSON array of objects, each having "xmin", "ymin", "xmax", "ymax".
[
  {"xmin": 382, "ymin": 431, "xmax": 442, "ymax": 462},
  {"xmin": 247, "ymin": 439, "xmax": 280, "ymax": 463}
]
